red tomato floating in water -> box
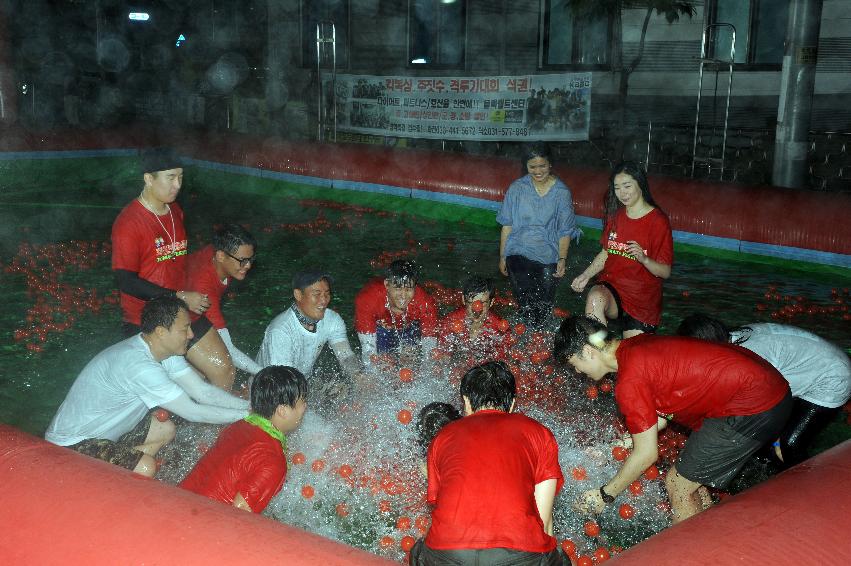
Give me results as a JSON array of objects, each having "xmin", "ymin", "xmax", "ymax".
[
  {"xmin": 291, "ymin": 452, "xmax": 306, "ymax": 465},
  {"xmin": 399, "ymin": 367, "xmax": 414, "ymax": 382},
  {"xmin": 644, "ymin": 464, "xmax": 660, "ymax": 480},
  {"xmin": 379, "ymin": 536, "xmax": 395, "ymax": 549},
  {"xmin": 400, "ymin": 535, "xmax": 416, "ymax": 552},
  {"xmin": 561, "ymin": 540, "xmax": 577, "ymax": 557},
  {"xmin": 154, "ymin": 408, "xmax": 170, "ymax": 422},
  {"xmin": 415, "ymin": 515, "xmax": 430, "ymax": 533},
  {"xmin": 379, "ymin": 500, "xmax": 391, "ymax": 513},
  {"xmin": 197, "ymin": 442, "xmax": 209, "ymax": 455},
  {"xmin": 471, "ymin": 300, "xmax": 484, "ymax": 313},
  {"xmin": 628, "ymin": 480, "xmax": 644, "ymax": 495},
  {"xmin": 450, "ymin": 319, "xmax": 465, "ymax": 334},
  {"xmin": 301, "ymin": 485, "xmax": 315, "ymax": 499},
  {"xmin": 599, "ymin": 379, "xmax": 613, "ymax": 393},
  {"xmin": 577, "ymin": 555, "xmax": 594, "ymax": 566},
  {"xmin": 571, "ymin": 467, "xmax": 587, "ymax": 481},
  {"xmin": 497, "ymin": 319, "xmax": 511, "ymax": 332},
  {"xmin": 396, "ymin": 516, "xmax": 412, "ymax": 530},
  {"xmin": 514, "ymin": 323, "xmax": 526, "ymax": 335},
  {"xmin": 584, "ymin": 520, "xmax": 601, "ymax": 537},
  {"xmin": 619, "ymin": 503, "xmax": 635, "ymax": 520},
  {"xmin": 311, "ymin": 459, "xmax": 326, "ymax": 472},
  {"xmin": 397, "ymin": 409, "xmax": 413, "ymax": 424},
  {"xmin": 595, "ymin": 547, "xmax": 611, "ymax": 562},
  {"xmin": 335, "ymin": 503, "xmax": 349, "ymax": 517},
  {"xmin": 338, "ymin": 464, "xmax": 353, "ymax": 478},
  {"xmin": 586, "ymin": 385, "xmax": 599, "ymax": 400},
  {"xmin": 612, "ymin": 446, "xmax": 629, "ymax": 461}
]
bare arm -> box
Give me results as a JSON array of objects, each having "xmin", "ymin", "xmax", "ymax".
[
  {"xmin": 533, "ymin": 478, "xmax": 558, "ymax": 536},
  {"xmin": 555, "ymin": 236, "xmax": 570, "ymax": 277},
  {"xmin": 499, "ymin": 226, "xmax": 512, "ymax": 276},
  {"xmin": 571, "ymin": 249, "xmax": 608, "ymax": 292}
]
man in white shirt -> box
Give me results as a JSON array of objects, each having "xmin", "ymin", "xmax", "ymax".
[
  {"xmin": 256, "ymin": 271, "xmax": 363, "ymax": 390},
  {"xmin": 45, "ymin": 296, "xmax": 249, "ymax": 477}
]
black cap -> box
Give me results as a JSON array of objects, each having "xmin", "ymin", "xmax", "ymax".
[
  {"xmin": 140, "ymin": 147, "xmax": 183, "ymax": 174},
  {"xmin": 293, "ymin": 270, "xmax": 333, "ymax": 291}
]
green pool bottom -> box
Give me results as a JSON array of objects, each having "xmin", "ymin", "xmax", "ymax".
[{"xmin": 1, "ymin": 154, "xmax": 849, "ymax": 454}]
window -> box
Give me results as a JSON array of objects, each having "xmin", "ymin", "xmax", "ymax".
[
  {"xmin": 709, "ymin": 0, "xmax": 790, "ymax": 65},
  {"xmin": 302, "ymin": 0, "xmax": 349, "ymax": 68},
  {"xmin": 542, "ymin": 0, "xmax": 611, "ymax": 67},
  {"xmin": 409, "ymin": 0, "xmax": 466, "ymax": 68}
]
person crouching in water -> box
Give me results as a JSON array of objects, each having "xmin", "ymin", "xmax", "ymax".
[
  {"xmin": 414, "ymin": 402, "xmax": 461, "ymax": 478},
  {"xmin": 554, "ymin": 316, "xmax": 791, "ymax": 524},
  {"xmin": 409, "ymin": 361, "xmax": 564, "ymax": 565},
  {"xmin": 180, "ymin": 366, "xmax": 308, "ymax": 513}
]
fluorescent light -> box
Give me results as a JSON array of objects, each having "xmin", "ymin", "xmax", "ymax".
[
  {"xmin": 411, "ymin": 58, "xmax": 428, "ymax": 64},
  {"xmin": 128, "ymin": 12, "xmax": 150, "ymax": 21}
]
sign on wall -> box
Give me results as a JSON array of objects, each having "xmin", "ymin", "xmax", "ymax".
[{"xmin": 329, "ymin": 73, "xmax": 592, "ymax": 142}]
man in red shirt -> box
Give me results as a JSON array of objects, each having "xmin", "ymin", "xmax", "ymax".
[
  {"xmin": 438, "ymin": 276, "xmax": 509, "ymax": 368},
  {"xmin": 185, "ymin": 224, "xmax": 261, "ymax": 377},
  {"xmin": 179, "ymin": 366, "xmax": 308, "ymax": 513},
  {"xmin": 554, "ymin": 316, "xmax": 792, "ymax": 524},
  {"xmin": 355, "ymin": 260, "xmax": 438, "ymax": 367},
  {"xmin": 112, "ymin": 148, "xmax": 235, "ymax": 389},
  {"xmin": 411, "ymin": 361, "xmax": 564, "ymax": 565}
]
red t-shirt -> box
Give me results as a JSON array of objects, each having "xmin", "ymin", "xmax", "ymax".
[
  {"xmin": 354, "ymin": 278, "xmax": 438, "ymax": 337},
  {"xmin": 179, "ymin": 419, "xmax": 287, "ymax": 513},
  {"xmin": 615, "ymin": 335, "xmax": 790, "ymax": 434},
  {"xmin": 426, "ymin": 410, "xmax": 563, "ymax": 553},
  {"xmin": 438, "ymin": 308, "xmax": 509, "ymax": 365},
  {"xmin": 598, "ymin": 207, "xmax": 673, "ymax": 326},
  {"xmin": 111, "ymin": 200, "xmax": 189, "ymax": 325},
  {"xmin": 186, "ymin": 245, "xmax": 228, "ymax": 329}
]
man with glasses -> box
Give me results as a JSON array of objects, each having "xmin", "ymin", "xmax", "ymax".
[{"xmin": 186, "ymin": 223, "xmax": 262, "ymax": 379}]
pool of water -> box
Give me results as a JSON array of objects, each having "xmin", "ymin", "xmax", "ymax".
[{"xmin": 1, "ymin": 156, "xmax": 849, "ymax": 562}]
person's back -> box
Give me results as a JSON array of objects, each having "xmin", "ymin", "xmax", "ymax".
[{"xmin": 426, "ymin": 410, "xmax": 561, "ymax": 553}]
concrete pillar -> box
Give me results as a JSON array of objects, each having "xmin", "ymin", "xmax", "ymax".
[{"xmin": 772, "ymin": 0, "xmax": 823, "ymax": 189}]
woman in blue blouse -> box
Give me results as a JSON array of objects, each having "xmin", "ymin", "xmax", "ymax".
[{"xmin": 497, "ymin": 144, "xmax": 581, "ymax": 329}]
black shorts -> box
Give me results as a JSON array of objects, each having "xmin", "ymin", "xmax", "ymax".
[
  {"xmin": 676, "ymin": 392, "xmax": 793, "ymax": 489},
  {"xmin": 123, "ymin": 315, "xmax": 213, "ymax": 350},
  {"xmin": 410, "ymin": 539, "xmax": 566, "ymax": 566},
  {"xmin": 68, "ymin": 411, "xmax": 154, "ymax": 471},
  {"xmin": 596, "ymin": 281, "xmax": 657, "ymax": 334}
]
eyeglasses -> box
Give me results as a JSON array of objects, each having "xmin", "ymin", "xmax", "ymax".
[{"xmin": 224, "ymin": 250, "xmax": 256, "ymax": 268}]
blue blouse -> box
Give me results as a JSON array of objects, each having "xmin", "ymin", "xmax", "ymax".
[{"xmin": 496, "ymin": 175, "xmax": 581, "ymax": 264}]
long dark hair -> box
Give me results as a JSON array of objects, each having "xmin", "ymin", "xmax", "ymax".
[
  {"xmin": 602, "ymin": 161, "xmax": 660, "ymax": 228},
  {"xmin": 520, "ymin": 143, "xmax": 553, "ymax": 176}
]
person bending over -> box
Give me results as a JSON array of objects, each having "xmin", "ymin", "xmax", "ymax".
[
  {"xmin": 571, "ymin": 162, "xmax": 672, "ymax": 338},
  {"xmin": 180, "ymin": 366, "xmax": 308, "ymax": 513},
  {"xmin": 256, "ymin": 271, "xmax": 364, "ymax": 395},
  {"xmin": 554, "ymin": 316, "xmax": 791, "ymax": 524},
  {"xmin": 414, "ymin": 402, "xmax": 461, "ymax": 478},
  {"xmin": 112, "ymin": 147, "xmax": 236, "ymax": 389},
  {"xmin": 677, "ymin": 313, "xmax": 851, "ymax": 468},
  {"xmin": 45, "ymin": 296, "xmax": 249, "ymax": 478},
  {"xmin": 410, "ymin": 361, "xmax": 564, "ymax": 566},
  {"xmin": 497, "ymin": 143, "xmax": 581, "ymax": 330},
  {"xmin": 438, "ymin": 276, "xmax": 510, "ymax": 367},
  {"xmin": 355, "ymin": 260, "xmax": 438, "ymax": 368},
  {"xmin": 186, "ymin": 223, "xmax": 262, "ymax": 377}
]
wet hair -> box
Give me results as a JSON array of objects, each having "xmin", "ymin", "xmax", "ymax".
[
  {"xmin": 293, "ymin": 270, "xmax": 333, "ymax": 292},
  {"xmin": 522, "ymin": 143, "xmax": 553, "ymax": 169},
  {"xmin": 603, "ymin": 161, "xmax": 661, "ymax": 228},
  {"xmin": 677, "ymin": 312, "xmax": 752, "ymax": 345},
  {"xmin": 460, "ymin": 361, "xmax": 516, "ymax": 412},
  {"xmin": 140, "ymin": 295, "xmax": 188, "ymax": 334},
  {"xmin": 140, "ymin": 147, "xmax": 182, "ymax": 175},
  {"xmin": 676, "ymin": 313, "xmax": 730, "ymax": 343},
  {"xmin": 250, "ymin": 366, "xmax": 309, "ymax": 419},
  {"xmin": 461, "ymin": 276, "xmax": 494, "ymax": 302},
  {"xmin": 415, "ymin": 402, "xmax": 461, "ymax": 456},
  {"xmin": 386, "ymin": 259, "xmax": 420, "ymax": 287},
  {"xmin": 553, "ymin": 315, "xmax": 616, "ymax": 362},
  {"xmin": 212, "ymin": 223, "xmax": 256, "ymax": 255}
]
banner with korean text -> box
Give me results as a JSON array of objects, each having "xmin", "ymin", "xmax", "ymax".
[{"xmin": 331, "ymin": 73, "xmax": 591, "ymax": 141}]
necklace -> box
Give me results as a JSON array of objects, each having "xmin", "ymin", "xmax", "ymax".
[{"xmin": 139, "ymin": 192, "xmax": 177, "ymax": 258}]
